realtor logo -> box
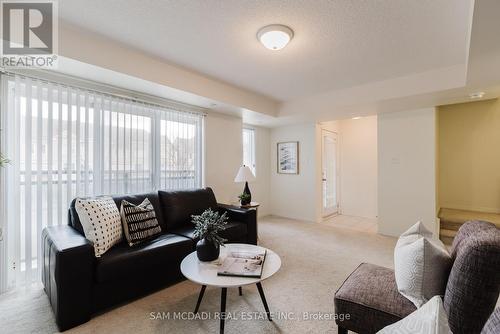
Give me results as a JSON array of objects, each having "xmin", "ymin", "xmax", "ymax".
[{"xmin": 1, "ymin": 0, "xmax": 58, "ymax": 68}]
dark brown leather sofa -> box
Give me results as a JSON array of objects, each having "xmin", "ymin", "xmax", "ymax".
[
  {"xmin": 41, "ymin": 188, "xmax": 257, "ymax": 331},
  {"xmin": 334, "ymin": 220, "xmax": 500, "ymax": 334}
]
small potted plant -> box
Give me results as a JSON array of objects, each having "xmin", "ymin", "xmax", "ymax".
[
  {"xmin": 238, "ymin": 192, "xmax": 251, "ymax": 206},
  {"xmin": 192, "ymin": 208, "xmax": 228, "ymax": 261}
]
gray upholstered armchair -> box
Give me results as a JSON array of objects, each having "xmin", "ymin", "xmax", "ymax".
[{"xmin": 334, "ymin": 220, "xmax": 500, "ymax": 334}]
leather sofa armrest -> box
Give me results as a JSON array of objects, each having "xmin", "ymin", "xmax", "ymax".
[
  {"xmin": 217, "ymin": 204, "xmax": 257, "ymax": 245},
  {"xmin": 42, "ymin": 225, "xmax": 94, "ymax": 331}
]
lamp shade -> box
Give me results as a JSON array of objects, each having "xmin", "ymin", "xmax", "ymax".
[{"xmin": 234, "ymin": 165, "xmax": 256, "ymax": 183}]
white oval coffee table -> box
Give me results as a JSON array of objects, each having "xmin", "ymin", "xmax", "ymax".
[{"xmin": 180, "ymin": 243, "xmax": 281, "ymax": 334}]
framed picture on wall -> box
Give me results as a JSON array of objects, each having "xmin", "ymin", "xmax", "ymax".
[{"xmin": 277, "ymin": 141, "xmax": 299, "ymax": 174}]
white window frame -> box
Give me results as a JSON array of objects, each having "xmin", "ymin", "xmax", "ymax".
[
  {"xmin": 0, "ymin": 71, "xmax": 206, "ymax": 292},
  {"xmin": 242, "ymin": 127, "xmax": 256, "ymax": 175}
]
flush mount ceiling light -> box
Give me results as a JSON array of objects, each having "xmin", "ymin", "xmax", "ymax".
[
  {"xmin": 469, "ymin": 92, "xmax": 485, "ymax": 99},
  {"xmin": 257, "ymin": 24, "xmax": 294, "ymax": 50},
  {"xmin": 352, "ymin": 116, "xmax": 362, "ymax": 120}
]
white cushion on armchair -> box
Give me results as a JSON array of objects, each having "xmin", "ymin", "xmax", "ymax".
[
  {"xmin": 378, "ymin": 296, "xmax": 452, "ymax": 333},
  {"xmin": 394, "ymin": 221, "xmax": 451, "ymax": 308}
]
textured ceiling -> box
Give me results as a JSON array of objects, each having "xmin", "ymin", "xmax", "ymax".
[{"xmin": 59, "ymin": 0, "xmax": 471, "ymax": 102}]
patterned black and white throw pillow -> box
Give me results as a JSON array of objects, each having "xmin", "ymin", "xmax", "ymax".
[
  {"xmin": 75, "ymin": 196, "xmax": 123, "ymax": 257},
  {"xmin": 120, "ymin": 198, "xmax": 162, "ymax": 246}
]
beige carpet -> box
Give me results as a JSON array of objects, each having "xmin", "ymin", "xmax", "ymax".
[{"xmin": 0, "ymin": 216, "xmax": 397, "ymax": 334}]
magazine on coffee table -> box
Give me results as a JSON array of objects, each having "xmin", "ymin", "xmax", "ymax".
[{"xmin": 217, "ymin": 249, "xmax": 267, "ymax": 278}]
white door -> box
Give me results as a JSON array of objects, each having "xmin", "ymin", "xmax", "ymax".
[{"xmin": 322, "ymin": 130, "xmax": 338, "ymax": 217}]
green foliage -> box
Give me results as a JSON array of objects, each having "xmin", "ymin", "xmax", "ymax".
[
  {"xmin": 191, "ymin": 208, "xmax": 228, "ymax": 247},
  {"xmin": 238, "ymin": 193, "xmax": 251, "ymax": 202},
  {"xmin": 0, "ymin": 153, "xmax": 9, "ymax": 168}
]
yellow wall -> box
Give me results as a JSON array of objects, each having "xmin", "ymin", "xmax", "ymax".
[{"xmin": 438, "ymin": 99, "xmax": 500, "ymax": 213}]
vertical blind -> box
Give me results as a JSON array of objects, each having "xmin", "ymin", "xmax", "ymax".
[{"xmin": 0, "ymin": 73, "xmax": 203, "ymax": 292}]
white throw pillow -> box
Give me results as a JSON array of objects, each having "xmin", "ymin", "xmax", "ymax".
[
  {"xmin": 75, "ymin": 196, "xmax": 123, "ymax": 257},
  {"xmin": 394, "ymin": 221, "xmax": 451, "ymax": 308},
  {"xmin": 377, "ymin": 296, "xmax": 452, "ymax": 334}
]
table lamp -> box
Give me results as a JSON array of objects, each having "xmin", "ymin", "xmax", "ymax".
[{"xmin": 234, "ymin": 165, "xmax": 256, "ymax": 205}]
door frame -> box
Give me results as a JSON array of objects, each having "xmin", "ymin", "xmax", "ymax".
[{"xmin": 321, "ymin": 129, "xmax": 340, "ymax": 218}]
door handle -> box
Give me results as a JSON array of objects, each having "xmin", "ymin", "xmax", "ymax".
[{"xmin": 322, "ymin": 178, "xmax": 327, "ymax": 181}]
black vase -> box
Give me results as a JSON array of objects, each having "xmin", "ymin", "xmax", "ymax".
[
  {"xmin": 196, "ymin": 238, "xmax": 220, "ymax": 262},
  {"xmin": 241, "ymin": 181, "xmax": 252, "ymax": 205}
]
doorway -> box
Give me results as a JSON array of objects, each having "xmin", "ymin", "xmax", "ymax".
[{"xmin": 321, "ymin": 129, "xmax": 339, "ymax": 217}]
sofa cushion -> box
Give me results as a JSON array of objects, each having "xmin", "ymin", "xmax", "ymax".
[
  {"xmin": 112, "ymin": 192, "xmax": 166, "ymax": 232},
  {"xmin": 334, "ymin": 263, "xmax": 417, "ymax": 334},
  {"xmin": 69, "ymin": 192, "xmax": 164, "ymax": 235},
  {"xmin": 75, "ymin": 197, "xmax": 123, "ymax": 257},
  {"xmin": 443, "ymin": 220, "xmax": 500, "ymax": 334},
  {"xmin": 120, "ymin": 198, "xmax": 162, "ymax": 246},
  {"xmin": 159, "ymin": 188, "xmax": 218, "ymax": 230},
  {"xmin": 171, "ymin": 221, "xmax": 248, "ymax": 243},
  {"xmin": 95, "ymin": 233, "xmax": 193, "ymax": 283}
]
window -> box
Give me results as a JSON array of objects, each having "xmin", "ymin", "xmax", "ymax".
[
  {"xmin": 0, "ymin": 73, "xmax": 203, "ymax": 290},
  {"xmin": 242, "ymin": 128, "xmax": 255, "ymax": 175}
]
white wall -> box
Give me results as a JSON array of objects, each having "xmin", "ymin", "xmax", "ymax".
[
  {"xmin": 270, "ymin": 124, "xmax": 318, "ymax": 222},
  {"xmin": 204, "ymin": 112, "xmax": 242, "ymax": 204},
  {"xmin": 269, "ymin": 118, "xmax": 377, "ymax": 223},
  {"xmin": 377, "ymin": 108, "xmax": 437, "ymax": 237},
  {"xmin": 204, "ymin": 112, "xmax": 270, "ymax": 217},
  {"xmin": 338, "ymin": 116, "xmax": 378, "ymax": 218}
]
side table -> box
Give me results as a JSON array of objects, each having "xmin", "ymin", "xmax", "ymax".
[{"xmin": 232, "ymin": 202, "xmax": 260, "ymax": 241}]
